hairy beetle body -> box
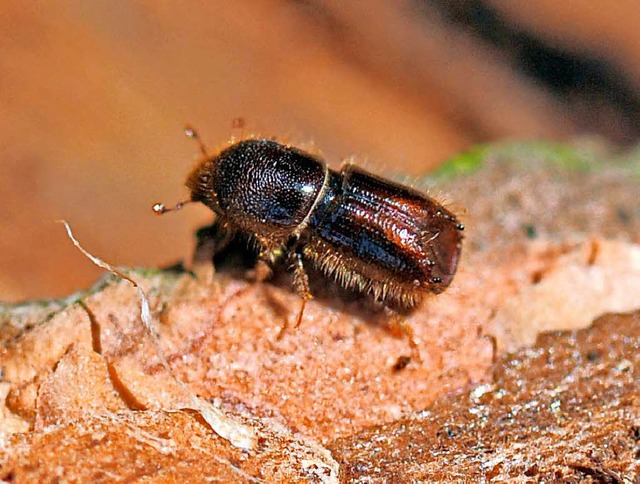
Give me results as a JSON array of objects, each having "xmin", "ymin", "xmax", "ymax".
[
  {"xmin": 185, "ymin": 138, "xmax": 463, "ymax": 312},
  {"xmin": 305, "ymin": 164, "xmax": 462, "ymax": 310}
]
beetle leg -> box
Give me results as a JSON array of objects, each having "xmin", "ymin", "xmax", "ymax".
[
  {"xmin": 252, "ymin": 258, "xmax": 274, "ymax": 282},
  {"xmin": 289, "ymin": 251, "xmax": 314, "ymax": 328},
  {"xmin": 193, "ymin": 220, "xmax": 235, "ymax": 262},
  {"xmin": 192, "ymin": 219, "xmax": 236, "ymax": 283},
  {"xmin": 249, "ymin": 236, "xmax": 281, "ymax": 282},
  {"xmin": 385, "ymin": 310, "xmax": 423, "ymax": 365}
]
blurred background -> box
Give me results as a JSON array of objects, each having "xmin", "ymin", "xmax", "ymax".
[{"xmin": 2, "ymin": 0, "xmax": 640, "ymax": 302}]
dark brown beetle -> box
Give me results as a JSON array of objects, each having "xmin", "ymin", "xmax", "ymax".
[{"xmin": 155, "ymin": 133, "xmax": 463, "ymax": 350}]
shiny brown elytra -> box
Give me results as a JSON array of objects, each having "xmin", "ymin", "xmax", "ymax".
[{"xmin": 155, "ymin": 136, "xmax": 464, "ymax": 353}]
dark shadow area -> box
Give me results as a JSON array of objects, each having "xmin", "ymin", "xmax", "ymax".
[{"xmin": 192, "ymin": 221, "xmax": 402, "ymax": 324}]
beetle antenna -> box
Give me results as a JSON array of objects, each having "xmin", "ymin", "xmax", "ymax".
[
  {"xmin": 231, "ymin": 117, "xmax": 246, "ymax": 140},
  {"xmin": 184, "ymin": 125, "xmax": 209, "ymax": 157},
  {"xmin": 152, "ymin": 200, "xmax": 193, "ymax": 215}
]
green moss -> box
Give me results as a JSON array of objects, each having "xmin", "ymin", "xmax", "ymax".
[
  {"xmin": 428, "ymin": 145, "xmax": 488, "ymax": 182},
  {"xmin": 426, "ymin": 140, "xmax": 614, "ymax": 185},
  {"xmin": 492, "ymin": 141, "xmax": 600, "ymax": 172}
]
